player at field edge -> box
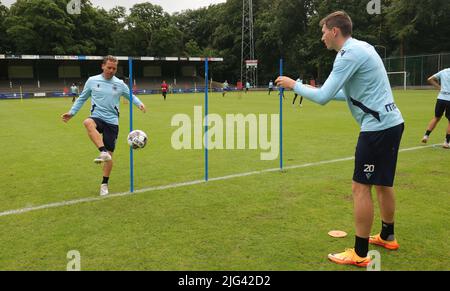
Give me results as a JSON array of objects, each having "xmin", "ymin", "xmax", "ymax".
[
  {"xmin": 61, "ymin": 55, "xmax": 146, "ymax": 196},
  {"xmin": 161, "ymin": 80, "xmax": 168, "ymax": 100},
  {"xmin": 70, "ymin": 83, "xmax": 79, "ymax": 103},
  {"xmin": 222, "ymin": 80, "xmax": 229, "ymax": 97},
  {"xmin": 268, "ymin": 80, "xmax": 274, "ymax": 95},
  {"xmin": 276, "ymin": 11, "xmax": 404, "ymax": 268},
  {"xmin": 292, "ymin": 77, "xmax": 304, "ymax": 107},
  {"xmin": 421, "ymin": 68, "xmax": 450, "ymax": 149},
  {"xmin": 245, "ymin": 81, "xmax": 250, "ymax": 93}
]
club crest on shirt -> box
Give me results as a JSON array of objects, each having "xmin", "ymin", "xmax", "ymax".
[{"xmin": 113, "ymin": 85, "xmax": 117, "ymax": 91}]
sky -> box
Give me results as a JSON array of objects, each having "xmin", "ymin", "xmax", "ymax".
[{"xmin": 1, "ymin": 0, "xmax": 227, "ymax": 14}]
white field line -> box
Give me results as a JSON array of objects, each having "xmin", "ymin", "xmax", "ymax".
[{"xmin": 0, "ymin": 144, "xmax": 441, "ymax": 217}]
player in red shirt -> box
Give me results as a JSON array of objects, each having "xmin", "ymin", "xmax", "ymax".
[{"xmin": 161, "ymin": 80, "xmax": 168, "ymax": 100}]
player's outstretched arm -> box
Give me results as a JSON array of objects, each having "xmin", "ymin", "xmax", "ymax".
[
  {"xmin": 121, "ymin": 81, "xmax": 146, "ymax": 112},
  {"xmin": 427, "ymin": 76, "xmax": 441, "ymax": 91},
  {"xmin": 61, "ymin": 112, "xmax": 73, "ymax": 123},
  {"xmin": 65, "ymin": 79, "xmax": 92, "ymax": 120},
  {"xmin": 275, "ymin": 76, "xmax": 297, "ymax": 90}
]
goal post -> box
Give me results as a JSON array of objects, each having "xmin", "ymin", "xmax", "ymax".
[{"xmin": 387, "ymin": 71, "xmax": 407, "ymax": 91}]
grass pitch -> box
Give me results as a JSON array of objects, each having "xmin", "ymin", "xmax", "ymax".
[{"xmin": 0, "ymin": 90, "xmax": 448, "ymax": 270}]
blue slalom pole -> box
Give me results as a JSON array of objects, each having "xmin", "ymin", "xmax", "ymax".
[
  {"xmin": 279, "ymin": 58, "xmax": 284, "ymax": 170},
  {"xmin": 204, "ymin": 58, "xmax": 209, "ymax": 181},
  {"xmin": 128, "ymin": 57, "xmax": 134, "ymax": 192}
]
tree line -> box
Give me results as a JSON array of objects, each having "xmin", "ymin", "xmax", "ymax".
[{"xmin": 0, "ymin": 0, "xmax": 449, "ymax": 83}]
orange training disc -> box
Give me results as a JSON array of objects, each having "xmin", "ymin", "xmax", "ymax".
[{"xmin": 328, "ymin": 230, "xmax": 348, "ymax": 238}]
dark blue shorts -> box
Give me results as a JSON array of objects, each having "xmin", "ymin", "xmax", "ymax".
[
  {"xmin": 353, "ymin": 123, "xmax": 404, "ymax": 187},
  {"xmin": 435, "ymin": 99, "xmax": 450, "ymax": 120},
  {"xmin": 90, "ymin": 117, "xmax": 119, "ymax": 152}
]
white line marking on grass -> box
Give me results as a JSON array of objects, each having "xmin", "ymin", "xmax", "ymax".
[{"xmin": 0, "ymin": 144, "xmax": 438, "ymax": 217}]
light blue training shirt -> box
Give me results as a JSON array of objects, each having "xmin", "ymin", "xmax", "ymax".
[
  {"xmin": 69, "ymin": 74, "xmax": 143, "ymax": 125},
  {"xmin": 432, "ymin": 68, "xmax": 450, "ymax": 101},
  {"xmin": 293, "ymin": 38, "xmax": 404, "ymax": 132}
]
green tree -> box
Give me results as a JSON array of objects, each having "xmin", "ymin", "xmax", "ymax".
[
  {"xmin": 150, "ymin": 20, "xmax": 183, "ymax": 56},
  {"xmin": 254, "ymin": 0, "xmax": 313, "ymax": 82},
  {"xmin": 184, "ymin": 39, "xmax": 203, "ymax": 56},
  {"xmin": 173, "ymin": 2, "xmax": 239, "ymax": 81},
  {"xmin": 0, "ymin": 1, "xmax": 10, "ymax": 53},
  {"xmin": 208, "ymin": 0, "xmax": 242, "ymax": 81},
  {"xmin": 173, "ymin": 7, "xmax": 219, "ymax": 50},
  {"xmin": 70, "ymin": 1, "xmax": 117, "ymax": 55},
  {"xmin": 386, "ymin": 0, "xmax": 450, "ymax": 56},
  {"xmin": 5, "ymin": 0, "xmax": 75, "ymax": 54},
  {"xmin": 1, "ymin": 0, "xmax": 449, "ymax": 82},
  {"xmin": 108, "ymin": 6, "xmax": 136, "ymax": 56},
  {"xmin": 122, "ymin": 3, "xmax": 182, "ymax": 56},
  {"xmin": 288, "ymin": 0, "xmax": 391, "ymax": 81}
]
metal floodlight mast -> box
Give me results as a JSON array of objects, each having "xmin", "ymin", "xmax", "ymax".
[{"xmin": 241, "ymin": 0, "xmax": 257, "ymax": 88}]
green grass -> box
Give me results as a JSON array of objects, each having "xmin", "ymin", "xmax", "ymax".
[{"xmin": 0, "ymin": 90, "xmax": 449, "ymax": 270}]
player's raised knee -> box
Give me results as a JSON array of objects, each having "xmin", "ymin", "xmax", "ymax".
[{"xmin": 83, "ymin": 118, "xmax": 95, "ymax": 128}]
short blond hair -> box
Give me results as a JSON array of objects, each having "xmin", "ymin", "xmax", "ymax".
[
  {"xmin": 103, "ymin": 55, "xmax": 118, "ymax": 64},
  {"xmin": 319, "ymin": 11, "xmax": 353, "ymax": 37}
]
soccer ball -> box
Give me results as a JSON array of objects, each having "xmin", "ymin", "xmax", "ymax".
[{"xmin": 127, "ymin": 129, "xmax": 148, "ymax": 149}]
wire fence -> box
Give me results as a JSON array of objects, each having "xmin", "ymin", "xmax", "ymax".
[{"xmin": 384, "ymin": 53, "xmax": 450, "ymax": 88}]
